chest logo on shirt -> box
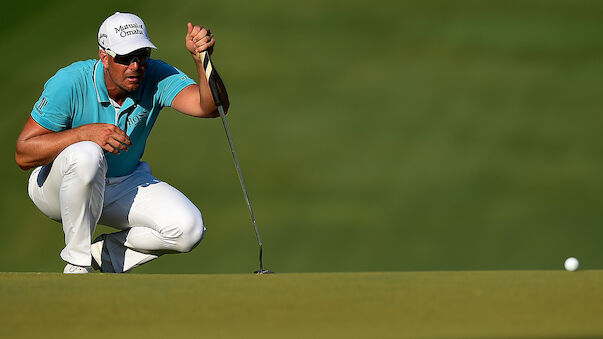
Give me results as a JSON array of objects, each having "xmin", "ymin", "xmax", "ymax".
[{"xmin": 127, "ymin": 109, "xmax": 150, "ymax": 126}]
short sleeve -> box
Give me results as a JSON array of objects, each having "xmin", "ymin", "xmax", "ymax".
[
  {"xmin": 151, "ymin": 60, "xmax": 196, "ymax": 107},
  {"xmin": 30, "ymin": 70, "xmax": 73, "ymax": 132}
]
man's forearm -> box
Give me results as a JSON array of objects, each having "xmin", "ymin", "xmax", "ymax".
[
  {"xmin": 15, "ymin": 128, "xmax": 85, "ymax": 170},
  {"xmin": 15, "ymin": 121, "xmax": 131, "ymax": 170},
  {"xmin": 194, "ymin": 58, "xmax": 230, "ymax": 114}
]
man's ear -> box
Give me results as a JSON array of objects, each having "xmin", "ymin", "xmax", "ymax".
[{"xmin": 99, "ymin": 50, "xmax": 110, "ymax": 68}]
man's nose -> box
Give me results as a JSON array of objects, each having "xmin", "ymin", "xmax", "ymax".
[{"xmin": 128, "ymin": 60, "xmax": 141, "ymax": 70}]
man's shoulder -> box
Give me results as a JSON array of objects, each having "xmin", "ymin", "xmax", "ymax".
[
  {"xmin": 48, "ymin": 59, "xmax": 98, "ymax": 86},
  {"xmin": 146, "ymin": 58, "xmax": 175, "ymax": 74},
  {"xmin": 144, "ymin": 58, "xmax": 191, "ymax": 84},
  {"xmin": 147, "ymin": 58, "xmax": 169, "ymax": 67},
  {"xmin": 54, "ymin": 59, "xmax": 98, "ymax": 77}
]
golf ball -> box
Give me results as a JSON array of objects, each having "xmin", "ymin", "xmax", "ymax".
[{"xmin": 564, "ymin": 257, "xmax": 579, "ymax": 271}]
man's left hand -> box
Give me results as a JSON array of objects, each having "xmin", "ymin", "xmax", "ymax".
[{"xmin": 186, "ymin": 23, "xmax": 215, "ymax": 63}]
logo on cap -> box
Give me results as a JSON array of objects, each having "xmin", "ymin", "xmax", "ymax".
[{"xmin": 115, "ymin": 23, "xmax": 144, "ymax": 38}]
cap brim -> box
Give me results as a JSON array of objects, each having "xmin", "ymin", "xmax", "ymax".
[{"xmin": 110, "ymin": 39, "xmax": 157, "ymax": 55}]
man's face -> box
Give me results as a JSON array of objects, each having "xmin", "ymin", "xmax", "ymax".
[{"xmin": 100, "ymin": 48, "xmax": 151, "ymax": 94}]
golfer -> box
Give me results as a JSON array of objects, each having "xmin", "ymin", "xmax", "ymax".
[{"xmin": 15, "ymin": 12, "xmax": 229, "ymax": 273}]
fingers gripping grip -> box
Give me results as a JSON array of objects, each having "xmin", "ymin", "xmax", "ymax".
[{"xmin": 200, "ymin": 51, "xmax": 223, "ymax": 107}]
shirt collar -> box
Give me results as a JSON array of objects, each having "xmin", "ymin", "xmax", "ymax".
[
  {"xmin": 93, "ymin": 60, "xmax": 143, "ymax": 110},
  {"xmin": 93, "ymin": 60, "xmax": 110, "ymax": 104}
]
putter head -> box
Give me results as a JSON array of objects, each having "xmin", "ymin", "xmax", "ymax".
[{"xmin": 254, "ymin": 269, "xmax": 274, "ymax": 275}]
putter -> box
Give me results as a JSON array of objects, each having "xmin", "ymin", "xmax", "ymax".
[{"xmin": 200, "ymin": 50, "xmax": 273, "ymax": 275}]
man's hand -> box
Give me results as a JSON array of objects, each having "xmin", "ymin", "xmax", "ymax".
[
  {"xmin": 16, "ymin": 118, "xmax": 133, "ymax": 170},
  {"xmin": 186, "ymin": 22, "xmax": 215, "ymax": 63},
  {"xmin": 171, "ymin": 22, "xmax": 228, "ymax": 118},
  {"xmin": 75, "ymin": 123, "xmax": 131, "ymax": 154}
]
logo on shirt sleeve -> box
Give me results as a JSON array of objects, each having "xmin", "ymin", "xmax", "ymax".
[{"xmin": 36, "ymin": 97, "xmax": 48, "ymax": 112}]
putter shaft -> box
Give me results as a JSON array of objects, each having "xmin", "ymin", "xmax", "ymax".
[
  {"xmin": 200, "ymin": 50, "xmax": 271, "ymax": 274},
  {"xmin": 216, "ymin": 105, "xmax": 265, "ymax": 272}
]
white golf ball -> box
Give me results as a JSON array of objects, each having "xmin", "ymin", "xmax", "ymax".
[{"xmin": 564, "ymin": 257, "xmax": 579, "ymax": 271}]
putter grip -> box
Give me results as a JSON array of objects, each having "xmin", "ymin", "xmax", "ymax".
[{"xmin": 200, "ymin": 51, "xmax": 223, "ymax": 107}]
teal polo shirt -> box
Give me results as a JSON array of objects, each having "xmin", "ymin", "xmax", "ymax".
[{"xmin": 31, "ymin": 59, "xmax": 195, "ymax": 177}]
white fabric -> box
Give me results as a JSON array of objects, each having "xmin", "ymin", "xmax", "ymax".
[
  {"xmin": 98, "ymin": 12, "xmax": 157, "ymax": 56},
  {"xmin": 64, "ymin": 263, "xmax": 92, "ymax": 274},
  {"xmin": 28, "ymin": 141, "xmax": 205, "ymax": 272}
]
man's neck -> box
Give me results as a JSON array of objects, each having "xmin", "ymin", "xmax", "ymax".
[
  {"xmin": 104, "ymin": 71, "xmax": 129, "ymax": 106},
  {"xmin": 106, "ymin": 87, "xmax": 128, "ymax": 106}
]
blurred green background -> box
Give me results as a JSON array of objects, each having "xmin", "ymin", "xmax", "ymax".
[{"xmin": 1, "ymin": 0, "xmax": 602, "ymax": 274}]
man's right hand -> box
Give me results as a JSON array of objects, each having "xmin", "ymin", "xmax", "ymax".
[{"xmin": 75, "ymin": 123, "xmax": 131, "ymax": 154}]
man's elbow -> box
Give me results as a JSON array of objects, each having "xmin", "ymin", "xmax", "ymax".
[
  {"xmin": 15, "ymin": 142, "xmax": 37, "ymax": 170},
  {"xmin": 213, "ymin": 104, "xmax": 229, "ymax": 118},
  {"xmin": 203, "ymin": 103, "xmax": 228, "ymax": 118},
  {"xmin": 15, "ymin": 152, "xmax": 32, "ymax": 170}
]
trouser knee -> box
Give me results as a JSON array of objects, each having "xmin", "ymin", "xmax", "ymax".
[
  {"xmin": 28, "ymin": 141, "xmax": 107, "ymax": 221},
  {"xmin": 167, "ymin": 209, "xmax": 205, "ymax": 253},
  {"xmin": 62, "ymin": 141, "xmax": 107, "ymax": 182}
]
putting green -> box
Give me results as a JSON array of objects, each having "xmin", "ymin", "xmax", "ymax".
[{"xmin": 1, "ymin": 270, "xmax": 602, "ymax": 338}]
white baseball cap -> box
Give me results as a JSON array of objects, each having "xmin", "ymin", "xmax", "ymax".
[{"xmin": 98, "ymin": 12, "xmax": 157, "ymax": 56}]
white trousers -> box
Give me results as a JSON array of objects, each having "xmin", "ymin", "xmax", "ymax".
[{"xmin": 28, "ymin": 141, "xmax": 206, "ymax": 272}]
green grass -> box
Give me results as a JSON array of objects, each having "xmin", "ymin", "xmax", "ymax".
[
  {"xmin": 1, "ymin": 270, "xmax": 602, "ymax": 338},
  {"xmin": 2, "ymin": 2, "xmax": 601, "ymax": 335},
  {"xmin": 1, "ymin": 0, "xmax": 603, "ymax": 274}
]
